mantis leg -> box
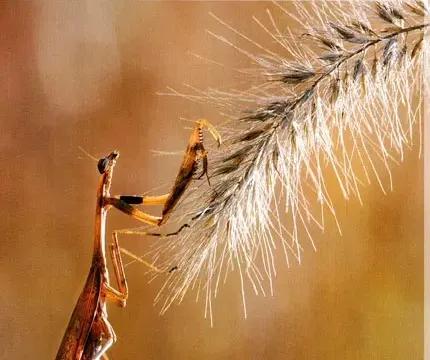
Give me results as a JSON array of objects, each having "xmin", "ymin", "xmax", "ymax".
[
  {"xmin": 194, "ymin": 149, "xmax": 210, "ymax": 185},
  {"xmin": 118, "ymin": 193, "xmax": 169, "ymax": 206},
  {"xmin": 196, "ymin": 118, "xmax": 222, "ymax": 147},
  {"xmin": 90, "ymin": 314, "xmax": 116, "ymax": 360},
  {"xmin": 108, "ymin": 119, "xmax": 221, "ymax": 227},
  {"xmin": 116, "ymin": 223, "xmax": 190, "ymax": 238},
  {"xmin": 141, "ymin": 194, "xmax": 169, "ymax": 205},
  {"xmin": 105, "ymin": 197, "xmax": 161, "ymax": 226},
  {"xmin": 157, "ymin": 119, "xmax": 220, "ymax": 225},
  {"xmin": 195, "ymin": 119, "xmax": 221, "ymax": 186},
  {"xmin": 105, "ymin": 232, "xmax": 129, "ymax": 307},
  {"xmin": 114, "ymin": 225, "xmax": 189, "ymax": 273}
]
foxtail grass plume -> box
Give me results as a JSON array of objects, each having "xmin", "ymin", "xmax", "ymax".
[{"xmin": 128, "ymin": 1, "xmax": 428, "ymax": 324}]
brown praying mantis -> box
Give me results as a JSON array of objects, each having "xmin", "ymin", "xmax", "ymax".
[{"xmin": 56, "ymin": 119, "xmax": 221, "ymax": 360}]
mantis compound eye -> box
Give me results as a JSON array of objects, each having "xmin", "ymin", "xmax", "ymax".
[{"xmin": 97, "ymin": 158, "xmax": 109, "ymax": 174}]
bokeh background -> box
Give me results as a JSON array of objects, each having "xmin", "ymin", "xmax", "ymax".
[{"xmin": 0, "ymin": 1, "xmax": 423, "ymax": 359}]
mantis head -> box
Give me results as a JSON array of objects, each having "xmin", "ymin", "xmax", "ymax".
[{"xmin": 97, "ymin": 151, "xmax": 119, "ymax": 174}]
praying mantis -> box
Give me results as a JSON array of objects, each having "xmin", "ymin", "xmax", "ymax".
[{"xmin": 55, "ymin": 119, "xmax": 221, "ymax": 360}]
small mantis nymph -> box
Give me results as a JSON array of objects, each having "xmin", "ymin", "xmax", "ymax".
[{"xmin": 56, "ymin": 119, "xmax": 220, "ymax": 359}]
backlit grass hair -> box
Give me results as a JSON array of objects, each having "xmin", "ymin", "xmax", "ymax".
[{"xmin": 128, "ymin": 1, "xmax": 427, "ymax": 324}]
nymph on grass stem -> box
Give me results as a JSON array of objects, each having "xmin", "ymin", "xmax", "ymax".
[{"xmin": 121, "ymin": 0, "xmax": 427, "ymax": 324}]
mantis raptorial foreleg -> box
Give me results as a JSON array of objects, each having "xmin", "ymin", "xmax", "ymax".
[
  {"xmin": 105, "ymin": 197, "xmax": 161, "ymax": 226},
  {"xmin": 158, "ymin": 119, "xmax": 220, "ymax": 225},
  {"xmin": 109, "ymin": 119, "xmax": 221, "ymax": 227}
]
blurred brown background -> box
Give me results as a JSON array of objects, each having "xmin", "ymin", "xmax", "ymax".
[{"xmin": 0, "ymin": 2, "xmax": 423, "ymax": 359}]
